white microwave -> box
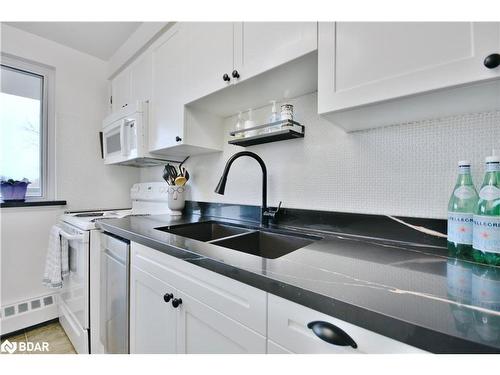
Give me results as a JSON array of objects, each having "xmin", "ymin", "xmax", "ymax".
[{"xmin": 102, "ymin": 102, "xmax": 180, "ymax": 166}]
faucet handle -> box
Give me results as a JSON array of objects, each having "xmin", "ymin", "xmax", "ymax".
[
  {"xmin": 264, "ymin": 201, "xmax": 282, "ymax": 219},
  {"xmin": 276, "ymin": 201, "xmax": 282, "ymax": 212}
]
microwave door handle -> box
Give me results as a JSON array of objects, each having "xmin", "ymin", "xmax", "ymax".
[{"xmin": 120, "ymin": 120, "xmax": 128, "ymax": 157}]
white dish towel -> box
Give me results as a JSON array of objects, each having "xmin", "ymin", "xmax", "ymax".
[{"xmin": 43, "ymin": 225, "xmax": 69, "ymax": 288}]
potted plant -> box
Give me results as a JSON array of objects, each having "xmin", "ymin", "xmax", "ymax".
[{"xmin": 0, "ymin": 178, "xmax": 31, "ymax": 202}]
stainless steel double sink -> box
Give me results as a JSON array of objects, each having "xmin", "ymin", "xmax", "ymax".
[{"xmin": 155, "ymin": 221, "xmax": 321, "ymax": 259}]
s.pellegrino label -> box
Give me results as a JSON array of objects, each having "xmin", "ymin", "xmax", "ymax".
[
  {"xmin": 479, "ymin": 185, "xmax": 500, "ymax": 201},
  {"xmin": 448, "ymin": 212, "xmax": 474, "ymax": 245},
  {"xmin": 473, "ymin": 215, "xmax": 500, "ymax": 254},
  {"xmin": 454, "ymin": 186, "xmax": 477, "ymax": 200}
]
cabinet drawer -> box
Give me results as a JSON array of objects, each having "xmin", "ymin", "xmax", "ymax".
[
  {"xmin": 268, "ymin": 294, "xmax": 426, "ymax": 354},
  {"xmin": 131, "ymin": 242, "xmax": 267, "ymax": 335}
]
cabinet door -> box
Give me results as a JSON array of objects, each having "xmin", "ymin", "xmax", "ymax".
[
  {"xmin": 129, "ymin": 51, "xmax": 152, "ymax": 104},
  {"xmin": 130, "ymin": 266, "xmax": 177, "ymax": 354},
  {"xmin": 111, "ymin": 68, "xmax": 130, "ymax": 112},
  {"xmin": 183, "ymin": 22, "xmax": 234, "ymax": 103},
  {"xmin": 233, "ymin": 22, "xmax": 317, "ymax": 82},
  {"xmin": 176, "ymin": 291, "xmax": 266, "ymax": 354},
  {"xmin": 318, "ymin": 22, "xmax": 500, "ymax": 113},
  {"xmin": 150, "ymin": 24, "xmax": 187, "ymax": 152}
]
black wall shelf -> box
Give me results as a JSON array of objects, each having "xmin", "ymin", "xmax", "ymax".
[{"xmin": 229, "ymin": 120, "xmax": 305, "ymax": 147}]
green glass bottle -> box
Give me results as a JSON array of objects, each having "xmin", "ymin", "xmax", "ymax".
[
  {"xmin": 447, "ymin": 161, "xmax": 478, "ymax": 260},
  {"xmin": 472, "ymin": 152, "xmax": 500, "ymax": 265}
]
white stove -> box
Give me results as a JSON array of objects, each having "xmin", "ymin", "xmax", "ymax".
[
  {"xmin": 56, "ymin": 182, "xmax": 170, "ymax": 354},
  {"xmin": 60, "ymin": 182, "xmax": 170, "ymax": 230}
]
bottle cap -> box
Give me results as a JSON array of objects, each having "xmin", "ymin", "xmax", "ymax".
[
  {"xmin": 486, "ymin": 149, "xmax": 500, "ymax": 163},
  {"xmin": 458, "ymin": 160, "xmax": 471, "ymax": 166}
]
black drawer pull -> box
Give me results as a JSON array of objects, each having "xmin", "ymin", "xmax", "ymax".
[
  {"xmin": 484, "ymin": 53, "xmax": 500, "ymax": 69},
  {"xmin": 307, "ymin": 321, "xmax": 357, "ymax": 348},
  {"xmin": 163, "ymin": 293, "xmax": 173, "ymax": 303}
]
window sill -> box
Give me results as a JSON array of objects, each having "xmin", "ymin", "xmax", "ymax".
[{"xmin": 0, "ymin": 200, "xmax": 67, "ymax": 208}]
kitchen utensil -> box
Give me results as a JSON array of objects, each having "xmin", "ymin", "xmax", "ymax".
[
  {"xmin": 162, "ymin": 166, "xmax": 172, "ymax": 185},
  {"xmin": 184, "ymin": 169, "xmax": 190, "ymax": 182},
  {"xmin": 164, "ymin": 164, "xmax": 178, "ymax": 185},
  {"xmin": 178, "ymin": 156, "xmax": 189, "ymax": 175},
  {"xmin": 174, "ymin": 176, "xmax": 187, "ymax": 186}
]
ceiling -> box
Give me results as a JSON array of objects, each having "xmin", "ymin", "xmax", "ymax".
[{"xmin": 5, "ymin": 22, "xmax": 142, "ymax": 60}]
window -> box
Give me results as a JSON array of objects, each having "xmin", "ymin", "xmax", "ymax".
[{"xmin": 0, "ymin": 54, "xmax": 54, "ymax": 200}]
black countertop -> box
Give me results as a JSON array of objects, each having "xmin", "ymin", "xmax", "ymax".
[{"xmin": 98, "ymin": 210, "xmax": 500, "ymax": 353}]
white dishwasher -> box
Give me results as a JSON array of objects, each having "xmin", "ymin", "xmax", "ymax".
[{"xmin": 100, "ymin": 232, "xmax": 130, "ymax": 354}]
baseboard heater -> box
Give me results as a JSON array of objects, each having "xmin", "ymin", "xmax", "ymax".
[{"xmin": 0, "ymin": 293, "xmax": 58, "ymax": 336}]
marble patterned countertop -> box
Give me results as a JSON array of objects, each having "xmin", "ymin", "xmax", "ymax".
[{"xmin": 98, "ymin": 212, "xmax": 500, "ymax": 353}]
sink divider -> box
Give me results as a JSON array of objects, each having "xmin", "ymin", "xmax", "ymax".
[{"xmin": 206, "ymin": 230, "xmax": 259, "ymax": 244}]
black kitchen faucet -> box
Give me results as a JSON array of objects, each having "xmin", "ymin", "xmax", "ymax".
[{"xmin": 214, "ymin": 151, "xmax": 281, "ymax": 227}]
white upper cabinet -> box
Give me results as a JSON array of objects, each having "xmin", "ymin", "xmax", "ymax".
[
  {"xmin": 149, "ymin": 23, "xmax": 224, "ymax": 156},
  {"xmin": 183, "ymin": 22, "xmax": 234, "ymax": 103},
  {"xmin": 318, "ymin": 22, "xmax": 500, "ymax": 131},
  {"xmin": 233, "ymin": 22, "xmax": 317, "ymax": 82},
  {"xmin": 150, "ymin": 24, "xmax": 186, "ymax": 152},
  {"xmin": 129, "ymin": 51, "xmax": 152, "ymax": 104},
  {"xmin": 110, "ymin": 68, "xmax": 130, "ymax": 112},
  {"xmin": 110, "ymin": 51, "xmax": 152, "ymax": 112},
  {"xmin": 110, "ymin": 22, "xmax": 319, "ymax": 157}
]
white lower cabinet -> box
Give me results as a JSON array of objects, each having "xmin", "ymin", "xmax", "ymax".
[
  {"xmin": 130, "ymin": 267, "xmax": 177, "ymax": 354},
  {"xmin": 267, "ymin": 339, "xmax": 293, "ymax": 354},
  {"xmin": 176, "ymin": 291, "xmax": 266, "ymax": 354},
  {"xmin": 267, "ymin": 294, "xmax": 426, "ymax": 354},
  {"xmin": 130, "ymin": 242, "xmax": 427, "ymax": 354},
  {"xmin": 130, "ymin": 242, "xmax": 266, "ymax": 353}
]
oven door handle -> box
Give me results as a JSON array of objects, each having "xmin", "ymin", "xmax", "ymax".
[{"xmin": 59, "ymin": 230, "xmax": 85, "ymax": 241}]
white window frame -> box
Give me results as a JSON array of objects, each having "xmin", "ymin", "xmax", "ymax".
[{"xmin": 1, "ymin": 53, "xmax": 55, "ymax": 201}]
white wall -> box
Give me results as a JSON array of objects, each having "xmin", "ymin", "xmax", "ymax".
[
  {"xmin": 141, "ymin": 92, "xmax": 500, "ymax": 219},
  {"xmin": 0, "ymin": 24, "xmax": 139, "ymax": 317},
  {"xmin": 1, "ymin": 24, "xmax": 140, "ymax": 209}
]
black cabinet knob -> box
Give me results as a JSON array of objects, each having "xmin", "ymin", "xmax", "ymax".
[
  {"xmin": 232, "ymin": 70, "xmax": 240, "ymax": 79},
  {"xmin": 163, "ymin": 293, "xmax": 173, "ymax": 303},
  {"xmin": 484, "ymin": 53, "xmax": 500, "ymax": 69},
  {"xmin": 172, "ymin": 298, "xmax": 183, "ymax": 308},
  {"xmin": 175, "ymin": 136, "xmax": 182, "ymax": 142},
  {"xmin": 307, "ymin": 321, "xmax": 357, "ymax": 349},
  {"xmin": 222, "ymin": 73, "xmax": 231, "ymax": 82}
]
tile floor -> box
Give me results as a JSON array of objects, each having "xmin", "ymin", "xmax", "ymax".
[{"xmin": 1, "ymin": 321, "xmax": 76, "ymax": 354}]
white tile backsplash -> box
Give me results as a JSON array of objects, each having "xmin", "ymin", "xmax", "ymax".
[{"xmin": 140, "ymin": 92, "xmax": 500, "ymax": 219}]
